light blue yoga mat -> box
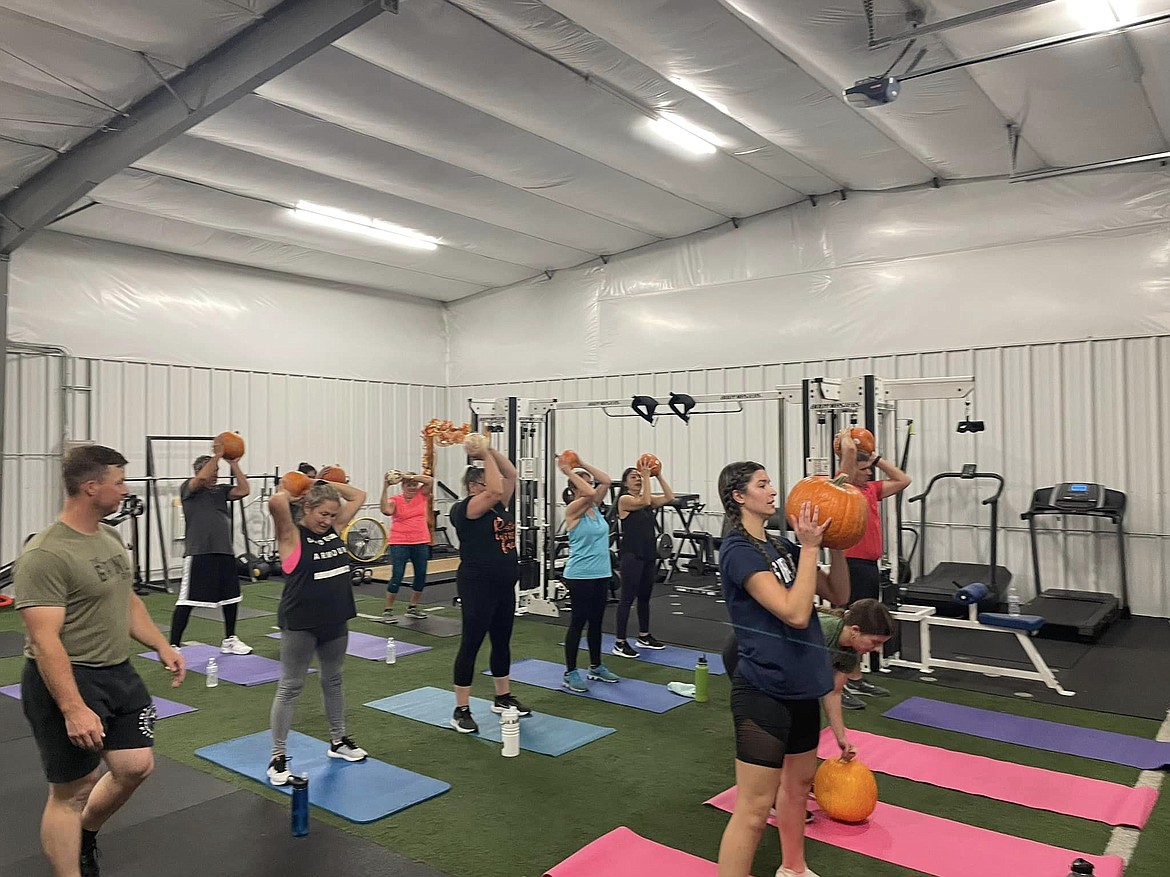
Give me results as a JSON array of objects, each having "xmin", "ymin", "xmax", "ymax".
[
  {"xmin": 365, "ymin": 686, "xmax": 615, "ymax": 756},
  {"xmin": 491, "ymin": 659, "xmax": 689, "ymax": 713},
  {"xmin": 195, "ymin": 730, "xmax": 449, "ymax": 822},
  {"xmin": 578, "ymin": 634, "xmax": 726, "ymax": 675}
]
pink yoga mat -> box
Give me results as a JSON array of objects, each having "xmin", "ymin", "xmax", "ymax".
[
  {"xmin": 544, "ymin": 827, "xmax": 737, "ymax": 877},
  {"xmin": 706, "ymin": 788, "xmax": 1124, "ymax": 877},
  {"xmin": 817, "ymin": 727, "xmax": 1157, "ymax": 828}
]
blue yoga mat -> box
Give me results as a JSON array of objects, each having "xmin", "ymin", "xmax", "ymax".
[
  {"xmin": 195, "ymin": 730, "xmax": 449, "ymax": 822},
  {"xmin": 578, "ymin": 634, "xmax": 726, "ymax": 675},
  {"xmin": 493, "ymin": 659, "xmax": 689, "ymax": 713},
  {"xmin": 884, "ymin": 696, "xmax": 1170, "ymax": 770},
  {"xmin": 366, "ymin": 686, "xmax": 615, "ymax": 756}
]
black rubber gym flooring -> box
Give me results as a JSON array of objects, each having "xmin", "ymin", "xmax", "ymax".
[
  {"xmin": 525, "ymin": 573, "xmax": 1170, "ymax": 721},
  {"xmin": 0, "ymin": 695, "xmax": 450, "ymax": 877}
]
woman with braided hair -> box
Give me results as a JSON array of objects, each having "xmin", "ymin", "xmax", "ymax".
[{"xmin": 714, "ymin": 459, "xmax": 852, "ymax": 877}]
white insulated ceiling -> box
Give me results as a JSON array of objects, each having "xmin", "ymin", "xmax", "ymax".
[{"xmin": 2, "ymin": 0, "xmax": 1168, "ymax": 301}]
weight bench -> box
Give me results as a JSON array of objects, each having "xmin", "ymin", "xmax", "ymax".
[{"xmin": 878, "ymin": 583, "xmax": 1074, "ymax": 697}]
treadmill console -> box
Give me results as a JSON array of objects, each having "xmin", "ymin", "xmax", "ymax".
[{"xmin": 1049, "ymin": 482, "xmax": 1104, "ymax": 510}]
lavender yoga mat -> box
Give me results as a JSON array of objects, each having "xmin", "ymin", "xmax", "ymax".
[
  {"xmin": 884, "ymin": 696, "xmax": 1170, "ymax": 769},
  {"xmin": 817, "ymin": 728, "xmax": 1157, "ymax": 828},
  {"xmin": 706, "ymin": 788, "xmax": 1124, "ymax": 877},
  {"xmin": 1, "ymin": 683, "xmax": 195, "ymax": 719},
  {"xmin": 265, "ymin": 630, "xmax": 432, "ymax": 661},
  {"xmin": 139, "ymin": 643, "xmax": 306, "ymax": 686}
]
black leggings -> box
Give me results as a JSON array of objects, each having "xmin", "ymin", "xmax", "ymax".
[
  {"xmin": 846, "ymin": 557, "xmax": 880, "ymax": 604},
  {"xmin": 453, "ymin": 570, "xmax": 516, "ymax": 686},
  {"xmin": 563, "ymin": 577, "xmax": 609, "ymax": 670},
  {"xmin": 615, "ymin": 553, "xmax": 657, "ymax": 640},
  {"xmin": 169, "ymin": 602, "xmax": 237, "ymax": 646}
]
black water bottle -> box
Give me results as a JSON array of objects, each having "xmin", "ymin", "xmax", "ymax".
[
  {"xmin": 1067, "ymin": 858, "xmax": 1094, "ymax": 876},
  {"xmin": 290, "ymin": 775, "xmax": 309, "ymax": 837}
]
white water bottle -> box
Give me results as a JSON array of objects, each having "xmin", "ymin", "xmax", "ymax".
[
  {"xmin": 385, "ymin": 637, "xmax": 397, "ymax": 665},
  {"xmin": 500, "ymin": 706, "xmax": 520, "ymax": 758},
  {"xmin": 1007, "ymin": 585, "xmax": 1022, "ymax": 617},
  {"xmin": 206, "ymin": 657, "xmax": 219, "ymax": 687}
]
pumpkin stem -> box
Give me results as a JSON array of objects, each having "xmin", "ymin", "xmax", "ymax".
[{"xmin": 831, "ymin": 474, "xmax": 850, "ymax": 486}]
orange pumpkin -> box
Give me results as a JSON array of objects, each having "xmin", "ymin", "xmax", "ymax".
[
  {"xmin": 637, "ymin": 453, "xmax": 661, "ymax": 476},
  {"xmin": 560, "ymin": 449, "xmax": 581, "ymax": 469},
  {"xmin": 833, "ymin": 427, "xmax": 876, "ymax": 457},
  {"xmin": 217, "ymin": 431, "xmax": 245, "ymax": 461},
  {"xmin": 813, "ymin": 757, "xmax": 879, "ymax": 823},
  {"xmin": 280, "ymin": 471, "xmax": 312, "ymax": 498},
  {"xmin": 319, "ymin": 465, "xmax": 347, "ymax": 483},
  {"xmin": 784, "ymin": 475, "xmax": 868, "ymax": 550}
]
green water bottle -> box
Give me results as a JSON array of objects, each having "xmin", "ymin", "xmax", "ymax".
[{"xmin": 694, "ymin": 655, "xmax": 709, "ymax": 703}]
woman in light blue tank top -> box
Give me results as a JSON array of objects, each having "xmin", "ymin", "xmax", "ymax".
[{"xmin": 559, "ymin": 454, "xmax": 621, "ymax": 691}]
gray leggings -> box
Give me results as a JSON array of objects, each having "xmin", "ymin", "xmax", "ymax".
[{"xmin": 270, "ymin": 626, "xmax": 348, "ymax": 753}]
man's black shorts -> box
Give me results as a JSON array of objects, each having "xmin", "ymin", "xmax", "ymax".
[{"xmin": 22, "ymin": 659, "xmax": 155, "ymax": 784}]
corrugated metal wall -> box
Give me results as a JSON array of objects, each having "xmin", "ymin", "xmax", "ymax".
[
  {"xmin": 5, "ymin": 355, "xmax": 446, "ymax": 580},
  {"xmin": 452, "ymin": 334, "xmax": 1170, "ymax": 618}
]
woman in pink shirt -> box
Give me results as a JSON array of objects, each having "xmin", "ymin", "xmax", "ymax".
[{"xmin": 380, "ymin": 471, "xmax": 434, "ymax": 623}]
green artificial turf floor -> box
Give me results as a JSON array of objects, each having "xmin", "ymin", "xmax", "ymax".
[{"xmin": 1, "ymin": 583, "xmax": 1166, "ymax": 877}]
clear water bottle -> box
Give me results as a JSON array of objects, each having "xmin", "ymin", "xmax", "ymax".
[
  {"xmin": 385, "ymin": 637, "xmax": 397, "ymax": 665},
  {"xmin": 500, "ymin": 706, "xmax": 520, "ymax": 758},
  {"xmin": 206, "ymin": 657, "xmax": 219, "ymax": 687},
  {"xmin": 1007, "ymin": 585, "xmax": 1022, "ymax": 617}
]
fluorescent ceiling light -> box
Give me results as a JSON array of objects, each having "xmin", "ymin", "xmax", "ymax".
[
  {"xmin": 292, "ymin": 201, "xmax": 439, "ymax": 251},
  {"xmin": 1065, "ymin": 0, "xmax": 1118, "ymax": 29},
  {"xmin": 647, "ymin": 114, "xmax": 719, "ymax": 155}
]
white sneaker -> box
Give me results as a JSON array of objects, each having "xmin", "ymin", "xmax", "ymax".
[
  {"xmin": 328, "ymin": 736, "xmax": 368, "ymax": 761},
  {"xmin": 221, "ymin": 636, "xmax": 253, "ymax": 655},
  {"xmin": 267, "ymin": 753, "xmax": 291, "ymax": 786},
  {"xmin": 776, "ymin": 867, "xmax": 821, "ymax": 877}
]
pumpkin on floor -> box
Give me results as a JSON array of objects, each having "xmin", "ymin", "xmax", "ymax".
[{"xmin": 813, "ymin": 756, "xmax": 878, "ymax": 823}]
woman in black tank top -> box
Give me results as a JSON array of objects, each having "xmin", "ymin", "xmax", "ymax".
[
  {"xmin": 265, "ymin": 478, "xmax": 367, "ymax": 785},
  {"xmin": 612, "ymin": 460, "xmax": 674, "ymax": 658}
]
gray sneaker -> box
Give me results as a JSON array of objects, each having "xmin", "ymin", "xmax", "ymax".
[
  {"xmin": 381, "ymin": 610, "xmax": 398, "ymax": 624},
  {"xmin": 841, "ymin": 690, "xmax": 866, "ymax": 710},
  {"xmin": 405, "ymin": 606, "xmax": 427, "ymax": 619},
  {"xmin": 845, "ymin": 678, "xmax": 890, "ymax": 697}
]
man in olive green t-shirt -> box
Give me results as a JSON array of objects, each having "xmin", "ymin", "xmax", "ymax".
[{"xmin": 15, "ymin": 445, "xmax": 185, "ymax": 877}]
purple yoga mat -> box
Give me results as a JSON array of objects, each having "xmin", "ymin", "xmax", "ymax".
[
  {"xmin": 139, "ymin": 643, "xmax": 304, "ymax": 686},
  {"xmin": 265, "ymin": 630, "xmax": 432, "ymax": 661},
  {"xmin": 1, "ymin": 683, "xmax": 195, "ymax": 719},
  {"xmin": 884, "ymin": 696, "xmax": 1170, "ymax": 770}
]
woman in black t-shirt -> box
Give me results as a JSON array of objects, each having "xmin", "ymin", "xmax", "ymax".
[
  {"xmin": 265, "ymin": 479, "xmax": 366, "ymax": 786},
  {"xmin": 611, "ymin": 459, "xmax": 674, "ymax": 659},
  {"xmin": 448, "ymin": 441, "xmax": 530, "ymax": 734}
]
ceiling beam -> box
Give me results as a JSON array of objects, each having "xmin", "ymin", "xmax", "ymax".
[
  {"xmin": 0, "ymin": 0, "xmax": 392, "ymax": 256},
  {"xmin": 869, "ymin": 1, "xmax": 1060, "ymax": 49}
]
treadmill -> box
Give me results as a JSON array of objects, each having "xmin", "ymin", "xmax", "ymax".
[
  {"xmin": 898, "ymin": 466, "xmax": 1011, "ymax": 616},
  {"xmin": 1020, "ymin": 483, "xmax": 1127, "ymax": 639}
]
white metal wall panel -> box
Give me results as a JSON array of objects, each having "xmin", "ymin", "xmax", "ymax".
[
  {"xmin": 4, "ymin": 356, "xmax": 445, "ymax": 579},
  {"xmin": 451, "ymin": 335, "xmax": 1170, "ymax": 618}
]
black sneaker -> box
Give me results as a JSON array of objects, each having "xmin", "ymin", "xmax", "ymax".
[
  {"xmin": 267, "ymin": 753, "xmax": 292, "ymax": 786},
  {"xmin": 636, "ymin": 634, "xmax": 666, "ymax": 650},
  {"xmin": 80, "ymin": 841, "xmax": 101, "ymax": 877},
  {"xmin": 845, "ymin": 678, "xmax": 891, "ymax": 697},
  {"xmin": 491, "ymin": 693, "xmax": 532, "ymax": 716},
  {"xmin": 450, "ymin": 706, "xmax": 479, "ymax": 734},
  {"xmin": 805, "ymin": 810, "xmax": 814, "ymax": 824},
  {"xmin": 611, "ymin": 640, "xmax": 640, "ymax": 658}
]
